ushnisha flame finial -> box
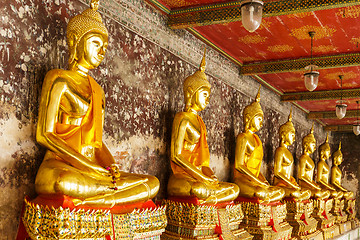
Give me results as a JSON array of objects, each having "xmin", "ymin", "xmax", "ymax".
[
  {"xmin": 326, "ymin": 132, "xmax": 329, "ymax": 143},
  {"xmin": 200, "ymin": 48, "xmax": 206, "ymax": 72},
  {"xmin": 288, "ymin": 107, "xmax": 293, "ymax": 122},
  {"xmin": 255, "ymin": 85, "xmax": 261, "ymax": 102},
  {"xmin": 310, "ymin": 122, "xmax": 314, "ymax": 134},
  {"xmin": 338, "ymin": 141, "xmax": 341, "ymax": 150}
]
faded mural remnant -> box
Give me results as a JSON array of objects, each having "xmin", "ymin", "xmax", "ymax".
[{"xmin": 0, "ymin": 0, "xmax": 354, "ymax": 239}]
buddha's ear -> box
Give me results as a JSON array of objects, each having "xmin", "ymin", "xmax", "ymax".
[
  {"xmin": 185, "ymin": 87, "xmax": 192, "ymax": 99},
  {"xmin": 68, "ymin": 33, "xmax": 78, "ymax": 64}
]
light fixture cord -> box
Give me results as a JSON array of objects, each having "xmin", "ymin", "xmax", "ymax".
[
  {"xmin": 340, "ymin": 76, "xmax": 343, "ymax": 101},
  {"xmin": 310, "ymin": 35, "xmax": 313, "ymax": 65}
]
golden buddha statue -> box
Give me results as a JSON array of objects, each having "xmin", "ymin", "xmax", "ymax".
[
  {"xmin": 316, "ymin": 134, "xmax": 343, "ymax": 199},
  {"xmin": 273, "ymin": 110, "xmax": 311, "ymax": 201},
  {"xmin": 234, "ymin": 87, "xmax": 285, "ymax": 203},
  {"xmin": 331, "ymin": 142, "xmax": 354, "ymax": 200},
  {"xmin": 34, "ymin": 0, "xmax": 159, "ymax": 208},
  {"xmin": 298, "ymin": 125, "xmax": 330, "ymax": 199},
  {"xmin": 167, "ymin": 50, "xmax": 239, "ymax": 204}
]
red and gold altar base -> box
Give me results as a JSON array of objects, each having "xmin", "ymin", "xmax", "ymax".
[
  {"xmin": 311, "ymin": 198, "xmax": 339, "ymax": 239},
  {"xmin": 283, "ymin": 199, "xmax": 322, "ymax": 240},
  {"xmin": 345, "ymin": 199, "xmax": 360, "ymax": 229},
  {"xmin": 236, "ymin": 197, "xmax": 294, "ymax": 240},
  {"xmin": 330, "ymin": 198, "xmax": 352, "ymax": 234},
  {"xmin": 17, "ymin": 196, "xmax": 167, "ymax": 240},
  {"xmin": 161, "ymin": 198, "xmax": 253, "ymax": 240}
]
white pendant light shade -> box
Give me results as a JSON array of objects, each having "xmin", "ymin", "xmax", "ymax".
[
  {"xmin": 241, "ymin": 0, "xmax": 263, "ymax": 32},
  {"xmin": 335, "ymin": 101, "xmax": 347, "ymax": 119},
  {"xmin": 304, "ymin": 70, "xmax": 319, "ymax": 92},
  {"xmin": 353, "ymin": 124, "xmax": 360, "ymax": 136}
]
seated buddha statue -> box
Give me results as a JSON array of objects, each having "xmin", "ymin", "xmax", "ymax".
[
  {"xmin": 273, "ymin": 110, "xmax": 311, "ymax": 201},
  {"xmin": 298, "ymin": 125, "xmax": 330, "ymax": 199},
  {"xmin": 34, "ymin": 0, "xmax": 159, "ymax": 208},
  {"xmin": 331, "ymin": 142, "xmax": 354, "ymax": 200},
  {"xmin": 167, "ymin": 51, "xmax": 239, "ymax": 204},
  {"xmin": 316, "ymin": 134, "xmax": 343, "ymax": 200},
  {"xmin": 233, "ymin": 87, "xmax": 285, "ymax": 203}
]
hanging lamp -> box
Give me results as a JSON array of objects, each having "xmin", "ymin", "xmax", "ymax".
[
  {"xmin": 335, "ymin": 75, "xmax": 347, "ymax": 119},
  {"xmin": 241, "ymin": 0, "xmax": 264, "ymax": 32},
  {"xmin": 353, "ymin": 101, "xmax": 360, "ymax": 135},
  {"xmin": 304, "ymin": 31, "xmax": 319, "ymax": 92}
]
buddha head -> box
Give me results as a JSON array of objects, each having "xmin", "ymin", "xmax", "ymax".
[
  {"xmin": 183, "ymin": 49, "xmax": 211, "ymax": 112},
  {"xmin": 333, "ymin": 142, "xmax": 343, "ymax": 166},
  {"xmin": 67, "ymin": 0, "xmax": 108, "ymax": 70},
  {"xmin": 243, "ymin": 86, "xmax": 264, "ymax": 132},
  {"xmin": 302, "ymin": 123, "xmax": 316, "ymax": 154},
  {"xmin": 319, "ymin": 133, "xmax": 331, "ymax": 161},
  {"xmin": 279, "ymin": 109, "xmax": 295, "ymax": 146}
]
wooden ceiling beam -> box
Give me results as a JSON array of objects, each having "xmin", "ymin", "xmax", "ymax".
[
  {"xmin": 281, "ymin": 89, "xmax": 360, "ymax": 102},
  {"xmin": 167, "ymin": 0, "xmax": 360, "ymax": 29},
  {"xmin": 324, "ymin": 125, "xmax": 354, "ymax": 132},
  {"xmin": 241, "ymin": 53, "xmax": 360, "ymax": 75},
  {"xmin": 308, "ymin": 110, "xmax": 358, "ymax": 119}
]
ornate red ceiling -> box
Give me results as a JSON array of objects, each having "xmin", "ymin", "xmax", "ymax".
[{"xmin": 147, "ymin": 0, "xmax": 360, "ymax": 132}]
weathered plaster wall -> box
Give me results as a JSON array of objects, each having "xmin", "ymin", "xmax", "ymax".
[
  {"xmin": 332, "ymin": 133, "xmax": 360, "ymax": 215},
  {"xmin": 0, "ymin": 0, "xmax": 334, "ymax": 238}
]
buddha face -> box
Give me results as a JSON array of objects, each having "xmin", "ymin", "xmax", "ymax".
[
  {"xmin": 77, "ymin": 33, "xmax": 108, "ymax": 70},
  {"xmin": 283, "ymin": 130, "xmax": 295, "ymax": 146},
  {"xmin": 248, "ymin": 114, "xmax": 263, "ymax": 132},
  {"xmin": 320, "ymin": 147, "xmax": 330, "ymax": 160},
  {"xmin": 192, "ymin": 87, "xmax": 210, "ymax": 111},
  {"xmin": 333, "ymin": 154, "xmax": 343, "ymax": 166},
  {"xmin": 305, "ymin": 141, "xmax": 316, "ymax": 154}
]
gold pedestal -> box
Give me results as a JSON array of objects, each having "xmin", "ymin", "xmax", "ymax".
[
  {"xmin": 284, "ymin": 200, "xmax": 323, "ymax": 240},
  {"xmin": 237, "ymin": 199, "xmax": 294, "ymax": 240},
  {"xmin": 22, "ymin": 197, "xmax": 167, "ymax": 240},
  {"xmin": 344, "ymin": 199, "xmax": 360, "ymax": 230},
  {"xmin": 312, "ymin": 199, "xmax": 340, "ymax": 240},
  {"xmin": 330, "ymin": 198, "xmax": 352, "ymax": 234},
  {"xmin": 162, "ymin": 199, "xmax": 253, "ymax": 240}
]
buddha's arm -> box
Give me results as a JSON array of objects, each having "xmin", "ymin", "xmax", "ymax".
[
  {"xmin": 274, "ymin": 149, "xmax": 299, "ymax": 189},
  {"xmin": 37, "ymin": 77, "xmax": 108, "ymax": 175},
  {"xmin": 95, "ymin": 143, "xmax": 116, "ymax": 167},
  {"xmin": 298, "ymin": 156, "xmax": 321, "ymax": 190},
  {"xmin": 172, "ymin": 117, "xmax": 217, "ymax": 184},
  {"xmin": 316, "ymin": 162, "xmax": 334, "ymax": 190},
  {"xmin": 331, "ymin": 167, "xmax": 347, "ymax": 191},
  {"xmin": 234, "ymin": 134, "xmax": 268, "ymax": 187}
]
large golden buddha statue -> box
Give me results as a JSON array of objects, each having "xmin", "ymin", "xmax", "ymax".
[
  {"xmin": 298, "ymin": 125, "xmax": 330, "ymax": 199},
  {"xmin": 167, "ymin": 51, "xmax": 239, "ymax": 204},
  {"xmin": 331, "ymin": 142, "xmax": 354, "ymax": 200},
  {"xmin": 234, "ymin": 87, "xmax": 285, "ymax": 203},
  {"xmin": 34, "ymin": 0, "xmax": 159, "ymax": 208},
  {"xmin": 316, "ymin": 134, "xmax": 343, "ymax": 199},
  {"xmin": 273, "ymin": 110, "xmax": 311, "ymax": 201}
]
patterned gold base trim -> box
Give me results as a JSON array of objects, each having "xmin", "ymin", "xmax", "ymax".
[
  {"xmin": 162, "ymin": 200, "xmax": 252, "ymax": 240},
  {"xmin": 22, "ymin": 198, "xmax": 167, "ymax": 240},
  {"xmin": 238, "ymin": 200, "xmax": 294, "ymax": 240},
  {"xmin": 284, "ymin": 201, "xmax": 320, "ymax": 238}
]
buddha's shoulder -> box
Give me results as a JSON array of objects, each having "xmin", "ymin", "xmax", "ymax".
[
  {"xmin": 173, "ymin": 112, "xmax": 199, "ymax": 124},
  {"xmin": 174, "ymin": 111, "xmax": 193, "ymax": 119},
  {"xmin": 44, "ymin": 69, "xmax": 77, "ymax": 82}
]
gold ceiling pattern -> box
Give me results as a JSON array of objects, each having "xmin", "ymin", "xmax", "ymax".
[{"xmin": 290, "ymin": 25, "xmax": 337, "ymax": 40}]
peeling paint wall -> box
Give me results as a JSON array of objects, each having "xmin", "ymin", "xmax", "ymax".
[
  {"xmin": 0, "ymin": 0, "xmax": 339, "ymax": 238},
  {"xmin": 332, "ymin": 133, "xmax": 360, "ymax": 216}
]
